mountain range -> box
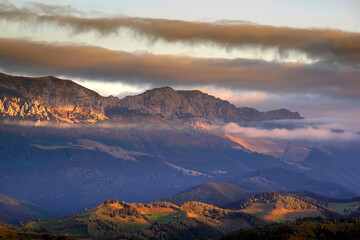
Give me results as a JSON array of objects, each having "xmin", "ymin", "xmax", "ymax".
[{"xmin": 0, "ymin": 72, "xmax": 302, "ymax": 123}]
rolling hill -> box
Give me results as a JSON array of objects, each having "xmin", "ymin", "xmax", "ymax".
[
  {"xmin": 22, "ymin": 200, "xmax": 264, "ymax": 240},
  {"xmin": 223, "ymin": 192, "xmax": 341, "ymax": 223},
  {"xmin": 19, "ymin": 195, "xmax": 349, "ymax": 239}
]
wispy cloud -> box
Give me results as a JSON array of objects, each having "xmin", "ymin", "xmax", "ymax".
[
  {"xmin": 222, "ymin": 122, "xmax": 360, "ymax": 141},
  {"xmin": 1, "ymin": 1, "xmax": 360, "ymax": 64},
  {"xmin": 0, "ymin": 38, "xmax": 359, "ymax": 99},
  {"xmin": 0, "ymin": 119, "xmax": 173, "ymax": 130}
]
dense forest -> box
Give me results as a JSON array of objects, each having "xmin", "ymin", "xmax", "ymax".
[
  {"xmin": 222, "ymin": 217, "xmax": 360, "ymax": 240},
  {"xmin": 223, "ymin": 192, "xmax": 341, "ymax": 218},
  {"xmin": 0, "ymin": 224, "xmax": 77, "ymax": 240}
]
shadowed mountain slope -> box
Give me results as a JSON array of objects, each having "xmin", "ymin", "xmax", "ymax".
[
  {"xmin": 157, "ymin": 182, "xmax": 252, "ymax": 206},
  {"xmin": 0, "ymin": 193, "xmax": 55, "ymax": 225},
  {"xmin": 224, "ymin": 167, "xmax": 356, "ymax": 199},
  {"xmin": 301, "ymin": 148, "xmax": 360, "ymax": 193}
]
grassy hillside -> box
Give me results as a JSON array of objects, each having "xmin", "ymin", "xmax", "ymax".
[
  {"xmin": 223, "ymin": 192, "xmax": 341, "ymax": 223},
  {"xmin": 20, "ymin": 196, "xmax": 352, "ymax": 239},
  {"xmin": 222, "ymin": 217, "xmax": 360, "ymax": 240},
  {"xmin": 0, "ymin": 193, "xmax": 55, "ymax": 225},
  {"xmin": 157, "ymin": 182, "xmax": 251, "ymax": 206},
  {"xmin": 23, "ymin": 200, "xmax": 263, "ymax": 240}
]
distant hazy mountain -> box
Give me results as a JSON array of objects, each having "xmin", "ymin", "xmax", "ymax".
[
  {"xmin": 301, "ymin": 148, "xmax": 360, "ymax": 192},
  {"xmin": 224, "ymin": 167, "xmax": 356, "ymax": 199},
  {"xmin": 0, "ymin": 72, "xmax": 302, "ymax": 123},
  {"xmin": 157, "ymin": 182, "xmax": 252, "ymax": 205},
  {"xmin": 0, "ymin": 193, "xmax": 55, "ymax": 225}
]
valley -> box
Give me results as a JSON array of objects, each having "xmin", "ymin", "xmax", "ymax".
[{"xmin": 0, "ymin": 72, "xmax": 359, "ymax": 239}]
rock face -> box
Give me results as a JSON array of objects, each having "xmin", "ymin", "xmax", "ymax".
[
  {"xmin": 0, "ymin": 73, "xmax": 109, "ymax": 111},
  {"xmin": 0, "ymin": 72, "xmax": 302, "ymax": 123},
  {"xmin": 0, "ymin": 96, "xmax": 107, "ymax": 123}
]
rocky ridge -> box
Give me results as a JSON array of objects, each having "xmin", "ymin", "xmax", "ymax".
[
  {"xmin": 117, "ymin": 87, "xmax": 302, "ymax": 121},
  {"xmin": 0, "ymin": 72, "xmax": 302, "ymax": 123}
]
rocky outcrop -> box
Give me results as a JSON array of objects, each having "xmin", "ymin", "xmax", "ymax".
[
  {"xmin": 0, "ymin": 96, "xmax": 107, "ymax": 123},
  {"xmin": 0, "ymin": 72, "xmax": 303, "ymax": 123}
]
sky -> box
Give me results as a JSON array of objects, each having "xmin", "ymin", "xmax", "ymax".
[{"xmin": 0, "ymin": 0, "xmax": 360, "ymax": 120}]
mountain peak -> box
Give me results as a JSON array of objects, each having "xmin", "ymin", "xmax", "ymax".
[
  {"xmin": 138, "ymin": 86, "xmax": 178, "ymax": 99},
  {"xmin": 144, "ymin": 86, "xmax": 175, "ymax": 93}
]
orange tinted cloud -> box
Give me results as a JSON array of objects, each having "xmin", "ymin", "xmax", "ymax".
[
  {"xmin": 0, "ymin": 38, "xmax": 359, "ymax": 99},
  {"xmin": 1, "ymin": 2, "xmax": 360, "ymax": 64}
]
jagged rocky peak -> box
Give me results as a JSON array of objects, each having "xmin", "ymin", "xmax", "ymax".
[
  {"xmin": 0, "ymin": 72, "xmax": 108, "ymax": 111},
  {"xmin": 0, "ymin": 73, "xmax": 109, "ymax": 123}
]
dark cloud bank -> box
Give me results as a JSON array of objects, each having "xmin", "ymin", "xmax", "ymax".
[
  {"xmin": 0, "ymin": 38, "xmax": 359, "ymax": 100},
  {"xmin": 1, "ymin": 1, "xmax": 360, "ymax": 65}
]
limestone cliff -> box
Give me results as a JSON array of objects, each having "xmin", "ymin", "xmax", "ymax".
[{"xmin": 0, "ymin": 96, "xmax": 107, "ymax": 123}]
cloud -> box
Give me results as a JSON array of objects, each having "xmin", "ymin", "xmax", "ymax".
[
  {"xmin": 0, "ymin": 38, "xmax": 359, "ymax": 100},
  {"xmin": 222, "ymin": 122, "xmax": 360, "ymax": 141},
  {"xmin": 1, "ymin": 1, "xmax": 360, "ymax": 64},
  {"xmin": 0, "ymin": 119, "xmax": 173, "ymax": 130},
  {"xmin": 180, "ymin": 86, "xmax": 276, "ymax": 108}
]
